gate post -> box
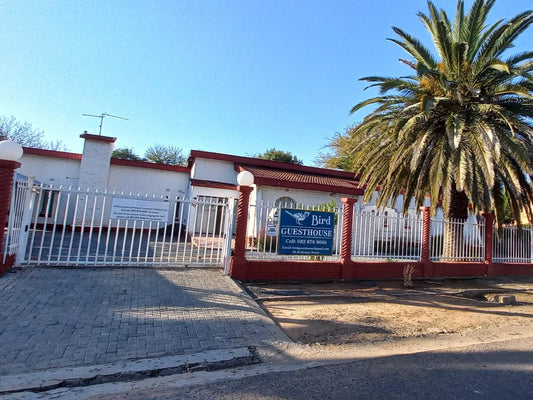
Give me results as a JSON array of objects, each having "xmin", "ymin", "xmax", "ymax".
[
  {"xmin": 420, "ymin": 206, "xmax": 433, "ymax": 277},
  {"xmin": 0, "ymin": 141, "xmax": 23, "ymax": 273},
  {"xmin": 223, "ymin": 198, "xmax": 237, "ymax": 275},
  {"xmin": 229, "ymin": 171, "xmax": 254, "ymax": 281},
  {"xmin": 340, "ymin": 197, "xmax": 357, "ymax": 279}
]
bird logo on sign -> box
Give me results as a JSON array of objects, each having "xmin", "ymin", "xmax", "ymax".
[{"xmin": 284, "ymin": 210, "xmax": 310, "ymax": 225}]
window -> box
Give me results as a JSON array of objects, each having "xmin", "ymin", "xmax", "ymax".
[
  {"xmin": 268, "ymin": 197, "xmax": 297, "ymax": 223},
  {"xmin": 274, "ymin": 197, "xmax": 297, "ymax": 208}
]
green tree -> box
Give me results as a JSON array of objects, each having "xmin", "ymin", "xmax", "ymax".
[
  {"xmin": 317, "ymin": 126, "xmax": 358, "ymax": 170},
  {"xmin": 144, "ymin": 145, "xmax": 186, "ymax": 166},
  {"xmin": 112, "ymin": 147, "xmax": 144, "ymax": 161},
  {"xmin": 341, "ymin": 0, "xmax": 533, "ymax": 255},
  {"xmin": 258, "ymin": 148, "xmax": 303, "ymax": 164},
  {"xmin": 0, "ymin": 115, "xmax": 65, "ymax": 150}
]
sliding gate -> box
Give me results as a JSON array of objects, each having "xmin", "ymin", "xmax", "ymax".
[{"xmin": 13, "ymin": 181, "xmax": 235, "ymax": 268}]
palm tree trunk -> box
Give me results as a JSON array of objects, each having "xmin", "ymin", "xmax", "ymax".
[{"xmin": 442, "ymin": 182, "xmax": 469, "ymax": 259}]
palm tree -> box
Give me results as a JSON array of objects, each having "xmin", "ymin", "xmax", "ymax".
[{"xmin": 347, "ymin": 0, "xmax": 533, "ymax": 257}]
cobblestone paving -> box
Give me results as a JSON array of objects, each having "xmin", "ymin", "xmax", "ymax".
[{"xmin": 0, "ymin": 267, "xmax": 289, "ymax": 375}]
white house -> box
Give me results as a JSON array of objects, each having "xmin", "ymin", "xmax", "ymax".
[{"xmin": 9, "ymin": 131, "xmax": 487, "ymax": 268}]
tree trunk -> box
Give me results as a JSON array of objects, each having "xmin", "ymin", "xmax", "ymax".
[{"xmin": 442, "ymin": 183, "xmax": 470, "ymax": 260}]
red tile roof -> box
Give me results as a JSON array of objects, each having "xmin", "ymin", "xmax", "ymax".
[
  {"xmin": 236, "ymin": 165, "xmax": 364, "ymax": 196},
  {"xmin": 189, "ymin": 150, "xmax": 364, "ymax": 195}
]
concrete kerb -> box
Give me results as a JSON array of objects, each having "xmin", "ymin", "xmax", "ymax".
[{"xmin": 0, "ymin": 347, "xmax": 260, "ymax": 396}]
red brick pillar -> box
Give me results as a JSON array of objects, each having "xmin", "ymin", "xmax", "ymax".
[
  {"xmin": 482, "ymin": 213, "xmax": 494, "ymax": 272},
  {"xmin": 420, "ymin": 206, "xmax": 433, "ymax": 277},
  {"xmin": 0, "ymin": 160, "xmax": 21, "ymax": 273},
  {"xmin": 229, "ymin": 186, "xmax": 253, "ymax": 280},
  {"xmin": 340, "ymin": 197, "xmax": 357, "ymax": 279}
]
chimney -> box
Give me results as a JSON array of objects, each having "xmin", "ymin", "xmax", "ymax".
[{"xmin": 78, "ymin": 131, "xmax": 116, "ymax": 190}]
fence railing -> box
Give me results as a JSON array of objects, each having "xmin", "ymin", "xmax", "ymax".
[
  {"xmin": 245, "ymin": 201, "xmax": 343, "ymax": 261},
  {"xmin": 429, "ymin": 217, "xmax": 485, "ymax": 262},
  {"xmin": 10, "ymin": 181, "xmax": 533, "ymax": 267},
  {"xmin": 351, "ymin": 210, "xmax": 423, "ymax": 261},
  {"xmin": 18, "ymin": 183, "xmax": 234, "ymax": 267},
  {"xmin": 493, "ymin": 226, "xmax": 532, "ymax": 263},
  {"xmin": 240, "ymin": 201, "xmax": 533, "ymax": 264}
]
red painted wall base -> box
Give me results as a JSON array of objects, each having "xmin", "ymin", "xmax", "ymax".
[
  {"xmin": 0, "ymin": 254, "xmax": 15, "ymax": 275},
  {"xmin": 229, "ymin": 257, "xmax": 533, "ymax": 282}
]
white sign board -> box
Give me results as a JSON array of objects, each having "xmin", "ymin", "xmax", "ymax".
[
  {"xmin": 266, "ymin": 222, "xmax": 278, "ymax": 236},
  {"xmin": 110, "ymin": 198, "xmax": 170, "ymax": 222}
]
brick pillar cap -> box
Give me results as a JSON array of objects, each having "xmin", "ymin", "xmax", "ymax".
[
  {"xmin": 0, "ymin": 160, "xmax": 21, "ymax": 169},
  {"xmin": 341, "ymin": 197, "xmax": 358, "ymax": 204},
  {"xmin": 237, "ymin": 185, "xmax": 254, "ymax": 193}
]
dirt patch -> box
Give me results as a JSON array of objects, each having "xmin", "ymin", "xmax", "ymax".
[{"xmin": 245, "ymin": 277, "xmax": 533, "ymax": 345}]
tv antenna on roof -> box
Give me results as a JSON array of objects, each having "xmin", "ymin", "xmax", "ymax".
[{"xmin": 82, "ymin": 112, "xmax": 129, "ymax": 136}]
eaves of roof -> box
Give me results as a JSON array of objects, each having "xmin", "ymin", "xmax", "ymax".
[
  {"xmin": 190, "ymin": 179, "xmax": 237, "ymax": 191},
  {"xmin": 23, "ymin": 147, "xmax": 83, "ymax": 160},
  {"xmin": 110, "ymin": 158, "xmax": 190, "ymax": 173}
]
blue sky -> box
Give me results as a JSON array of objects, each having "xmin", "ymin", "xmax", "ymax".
[{"xmin": 1, "ymin": 0, "xmax": 531, "ymax": 165}]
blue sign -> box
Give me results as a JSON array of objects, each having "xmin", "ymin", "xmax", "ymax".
[{"xmin": 278, "ymin": 208, "xmax": 335, "ymax": 255}]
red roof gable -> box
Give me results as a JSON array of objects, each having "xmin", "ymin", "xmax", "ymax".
[
  {"xmin": 188, "ymin": 149, "xmax": 359, "ymax": 180},
  {"xmin": 188, "ymin": 149, "xmax": 364, "ymax": 196}
]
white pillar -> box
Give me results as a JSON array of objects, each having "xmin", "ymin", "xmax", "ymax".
[
  {"xmin": 78, "ymin": 131, "xmax": 116, "ymax": 190},
  {"xmin": 76, "ymin": 132, "xmax": 116, "ymax": 226}
]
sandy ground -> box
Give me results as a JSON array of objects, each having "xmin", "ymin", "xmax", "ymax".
[{"xmin": 245, "ymin": 276, "xmax": 533, "ymax": 345}]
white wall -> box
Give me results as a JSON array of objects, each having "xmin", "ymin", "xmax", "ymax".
[
  {"xmin": 108, "ymin": 165, "xmax": 190, "ymax": 195},
  {"xmin": 359, "ymin": 191, "xmax": 430, "ymax": 214},
  {"xmin": 259, "ymin": 187, "xmax": 349, "ymax": 208},
  {"xmin": 191, "ymin": 158, "xmax": 237, "ymax": 184},
  {"xmin": 17, "ymin": 155, "xmax": 81, "ymax": 187}
]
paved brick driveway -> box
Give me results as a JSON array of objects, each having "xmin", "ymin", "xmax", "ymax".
[{"xmin": 0, "ymin": 267, "xmax": 289, "ymax": 375}]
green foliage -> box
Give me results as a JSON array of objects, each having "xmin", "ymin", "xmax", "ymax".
[
  {"xmin": 144, "ymin": 145, "xmax": 186, "ymax": 166},
  {"xmin": 336, "ymin": 0, "xmax": 533, "ymax": 228},
  {"xmin": 112, "ymin": 147, "xmax": 143, "ymax": 161},
  {"xmin": 257, "ymin": 148, "xmax": 303, "ymax": 165},
  {"xmin": 0, "ymin": 115, "xmax": 65, "ymax": 150},
  {"xmin": 317, "ymin": 127, "xmax": 358, "ymax": 170}
]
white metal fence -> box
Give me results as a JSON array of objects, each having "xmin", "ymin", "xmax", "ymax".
[
  {"xmin": 7, "ymin": 180, "xmax": 533, "ymax": 267},
  {"xmin": 493, "ymin": 226, "xmax": 532, "ymax": 263},
  {"xmin": 245, "ymin": 200, "xmax": 343, "ymax": 260},
  {"xmin": 14, "ymin": 183, "xmax": 234, "ymax": 268},
  {"xmin": 430, "ymin": 217, "xmax": 485, "ymax": 262},
  {"xmin": 3, "ymin": 173, "xmax": 30, "ymax": 263},
  {"xmin": 351, "ymin": 210, "xmax": 423, "ymax": 261}
]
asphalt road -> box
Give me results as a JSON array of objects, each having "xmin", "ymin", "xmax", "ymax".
[{"xmin": 96, "ymin": 336, "xmax": 533, "ymax": 400}]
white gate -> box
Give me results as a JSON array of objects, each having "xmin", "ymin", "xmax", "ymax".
[
  {"xmin": 3, "ymin": 173, "xmax": 30, "ymax": 263},
  {"xmin": 13, "ymin": 183, "xmax": 235, "ymax": 268}
]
